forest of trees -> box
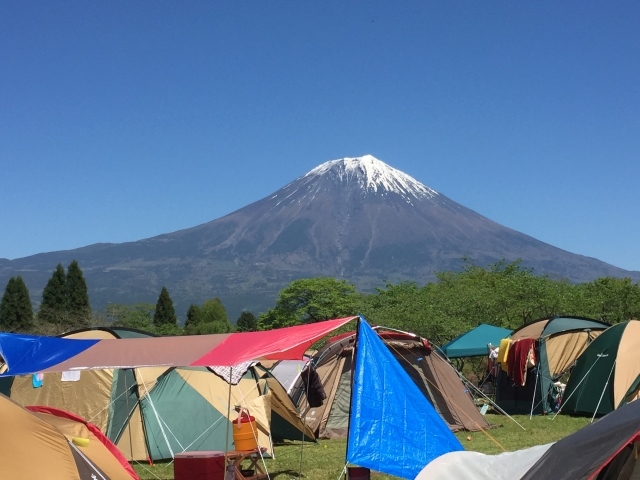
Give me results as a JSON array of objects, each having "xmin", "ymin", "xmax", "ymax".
[
  {"xmin": 2, "ymin": 259, "xmax": 640, "ymax": 344},
  {"xmin": 255, "ymin": 259, "xmax": 640, "ymax": 346}
]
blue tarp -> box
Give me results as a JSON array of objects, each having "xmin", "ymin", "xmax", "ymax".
[
  {"xmin": 0, "ymin": 333, "xmax": 99, "ymax": 375},
  {"xmin": 441, "ymin": 324, "xmax": 512, "ymax": 358},
  {"xmin": 347, "ymin": 318, "xmax": 463, "ymax": 479}
]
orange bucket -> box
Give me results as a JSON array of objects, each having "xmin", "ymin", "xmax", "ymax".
[{"xmin": 232, "ymin": 409, "xmax": 258, "ymax": 451}]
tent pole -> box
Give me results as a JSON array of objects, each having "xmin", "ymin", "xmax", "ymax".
[
  {"xmin": 139, "ymin": 370, "xmax": 176, "ymax": 459},
  {"xmin": 343, "ymin": 315, "xmax": 362, "ymax": 475},
  {"xmin": 298, "ymin": 361, "xmax": 313, "ymax": 478},
  {"xmin": 124, "ymin": 369, "xmax": 136, "ymax": 463},
  {"xmin": 591, "ymin": 360, "xmax": 616, "ymax": 423},
  {"xmin": 529, "ymin": 367, "xmax": 539, "ymax": 420},
  {"xmin": 224, "ymin": 367, "xmax": 233, "ymax": 473},
  {"xmin": 553, "ymin": 353, "xmax": 604, "ymax": 420}
]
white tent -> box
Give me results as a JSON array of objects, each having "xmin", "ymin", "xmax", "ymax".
[{"xmin": 414, "ymin": 443, "xmax": 553, "ymax": 480}]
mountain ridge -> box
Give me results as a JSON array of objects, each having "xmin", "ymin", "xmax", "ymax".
[{"xmin": 1, "ymin": 155, "xmax": 638, "ymax": 319}]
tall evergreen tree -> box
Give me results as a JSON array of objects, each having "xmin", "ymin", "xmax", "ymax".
[
  {"xmin": 66, "ymin": 260, "xmax": 91, "ymax": 328},
  {"xmin": 183, "ymin": 298, "xmax": 231, "ymax": 335},
  {"xmin": 0, "ymin": 278, "xmax": 17, "ymax": 331},
  {"xmin": 236, "ymin": 311, "xmax": 258, "ymax": 332},
  {"xmin": 39, "ymin": 263, "xmax": 68, "ymax": 326},
  {"xmin": 0, "ymin": 276, "xmax": 34, "ymax": 332},
  {"xmin": 184, "ymin": 304, "xmax": 200, "ymax": 329},
  {"xmin": 153, "ymin": 286, "xmax": 177, "ymax": 327}
]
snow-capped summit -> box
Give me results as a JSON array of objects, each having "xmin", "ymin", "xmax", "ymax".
[{"xmin": 305, "ymin": 155, "xmax": 438, "ymax": 201}]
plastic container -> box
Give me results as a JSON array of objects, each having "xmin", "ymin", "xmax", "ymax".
[
  {"xmin": 174, "ymin": 451, "xmax": 225, "ymax": 480},
  {"xmin": 348, "ymin": 466, "xmax": 371, "ymax": 479},
  {"xmin": 232, "ymin": 408, "xmax": 258, "ymax": 451}
]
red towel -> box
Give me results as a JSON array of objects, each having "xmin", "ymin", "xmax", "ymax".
[{"xmin": 508, "ymin": 338, "xmax": 536, "ymax": 386}]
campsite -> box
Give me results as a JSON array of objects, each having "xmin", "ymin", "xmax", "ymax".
[
  {"xmin": 3, "ymin": 2, "xmax": 640, "ymax": 479},
  {"xmin": 3, "ymin": 263, "xmax": 640, "ymax": 479},
  {"xmin": 130, "ymin": 412, "xmax": 591, "ymax": 479},
  {"xmin": 4, "ymin": 313, "xmax": 640, "ymax": 480}
]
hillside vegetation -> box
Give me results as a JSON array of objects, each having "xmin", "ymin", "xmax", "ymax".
[{"xmin": 3, "ymin": 259, "xmax": 640, "ymax": 342}]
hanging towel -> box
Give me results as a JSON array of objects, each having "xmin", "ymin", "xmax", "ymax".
[
  {"xmin": 497, "ymin": 338, "xmax": 511, "ymax": 372},
  {"xmin": 61, "ymin": 370, "xmax": 81, "ymax": 382},
  {"xmin": 508, "ymin": 338, "xmax": 537, "ymax": 386},
  {"xmin": 301, "ymin": 365, "xmax": 326, "ymax": 407}
]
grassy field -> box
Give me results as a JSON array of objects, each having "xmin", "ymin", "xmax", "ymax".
[{"xmin": 132, "ymin": 413, "xmax": 591, "ymax": 480}]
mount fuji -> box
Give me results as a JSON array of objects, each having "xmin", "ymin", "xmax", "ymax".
[{"xmin": 1, "ymin": 155, "xmax": 638, "ymax": 318}]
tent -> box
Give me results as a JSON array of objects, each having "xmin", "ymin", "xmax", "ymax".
[
  {"xmin": 495, "ymin": 315, "xmax": 609, "ymax": 415},
  {"xmin": 0, "ymin": 316, "xmax": 469, "ymax": 479},
  {"xmin": 441, "ymin": 324, "xmax": 512, "ymax": 358},
  {"xmin": 2, "ymin": 326, "xmax": 316, "ymax": 462},
  {"xmin": 561, "ymin": 320, "xmax": 640, "ymax": 417},
  {"xmin": 0, "ymin": 393, "xmax": 138, "ymax": 480},
  {"xmin": 347, "ymin": 319, "xmax": 463, "ymax": 479},
  {"xmin": 261, "ymin": 358, "xmax": 310, "ymax": 394},
  {"xmin": 417, "ymin": 392, "xmax": 640, "ymax": 479},
  {"xmin": 291, "ymin": 326, "xmax": 491, "ymax": 438},
  {"xmin": 521, "ymin": 394, "xmax": 640, "ymax": 479},
  {"xmin": 415, "ymin": 443, "xmax": 553, "ymax": 480}
]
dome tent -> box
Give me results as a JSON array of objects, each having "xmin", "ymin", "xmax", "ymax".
[
  {"xmin": 0, "ymin": 393, "xmax": 137, "ymax": 480},
  {"xmin": 417, "ymin": 394, "xmax": 640, "ymax": 480},
  {"xmin": 561, "ymin": 320, "xmax": 640, "ymax": 417},
  {"xmin": 495, "ymin": 315, "xmax": 609, "ymax": 415},
  {"xmin": 2, "ymin": 326, "xmax": 315, "ymax": 462},
  {"xmin": 290, "ymin": 326, "xmax": 490, "ymax": 438}
]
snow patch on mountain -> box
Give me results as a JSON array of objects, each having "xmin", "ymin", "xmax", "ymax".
[{"xmin": 306, "ymin": 155, "xmax": 438, "ymax": 201}]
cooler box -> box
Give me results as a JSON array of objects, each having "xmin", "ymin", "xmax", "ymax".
[
  {"xmin": 348, "ymin": 466, "xmax": 371, "ymax": 479},
  {"xmin": 174, "ymin": 450, "xmax": 225, "ymax": 480}
]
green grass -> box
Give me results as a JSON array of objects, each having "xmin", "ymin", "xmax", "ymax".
[{"xmin": 132, "ymin": 413, "xmax": 591, "ymax": 480}]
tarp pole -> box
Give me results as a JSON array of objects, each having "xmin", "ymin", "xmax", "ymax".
[
  {"xmin": 224, "ymin": 367, "xmax": 233, "ymax": 473},
  {"xmin": 344, "ymin": 315, "xmax": 362, "ymax": 469},
  {"xmin": 298, "ymin": 362, "xmax": 313, "ymax": 478},
  {"xmin": 591, "ymin": 359, "xmax": 616, "ymax": 423}
]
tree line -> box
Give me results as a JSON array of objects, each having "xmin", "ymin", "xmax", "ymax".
[
  {"xmin": 0, "ymin": 260, "xmax": 257, "ymax": 336},
  {"xmin": 257, "ymin": 259, "xmax": 640, "ymax": 346},
  {"xmin": 2, "ymin": 258, "xmax": 640, "ymax": 344}
]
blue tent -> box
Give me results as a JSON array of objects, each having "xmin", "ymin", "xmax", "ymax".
[
  {"xmin": 441, "ymin": 324, "xmax": 512, "ymax": 358},
  {"xmin": 347, "ymin": 318, "xmax": 463, "ymax": 479}
]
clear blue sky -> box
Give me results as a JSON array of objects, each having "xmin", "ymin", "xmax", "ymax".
[{"xmin": 2, "ymin": 2, "xmax": 639, "ymax": 272}]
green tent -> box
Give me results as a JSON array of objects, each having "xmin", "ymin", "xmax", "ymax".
[
  {"xmin": 561, "ymin": 320, "xmax": 640, "ymax": 417},
  {"xmin": 3, "ymin": 327, "xmax": 315, "ymax": 462},
  {"xmin": 495, "ymin": 316, "xmax": 609, "ymax": 415}
]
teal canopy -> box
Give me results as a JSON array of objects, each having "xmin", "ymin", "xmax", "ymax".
[{"xmin": 441, "ymin": 324, "xmax": 512, "ymax": 358}]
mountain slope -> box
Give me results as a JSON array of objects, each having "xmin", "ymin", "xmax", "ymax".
[{"xmin": 1, "ymin": 155, "xmax": 638, "ymax": 318}]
